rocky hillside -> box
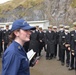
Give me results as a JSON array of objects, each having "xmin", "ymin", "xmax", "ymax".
[{"xmin": 0, "ymin": 0, "xmax": 76, "ymax": 26}]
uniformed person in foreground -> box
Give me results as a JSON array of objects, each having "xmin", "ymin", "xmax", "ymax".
[{"xmin": 2, "ymin": 19, "xmax": 36, "ymax": 75}]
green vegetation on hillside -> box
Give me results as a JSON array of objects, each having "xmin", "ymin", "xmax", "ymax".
[
  {"xmin": 0, "ymin": 0, "xmax": 43, "ymax": 12},
  {"xmin": 0, "ymin": 0, "xmax": 43, "ymax": 17},
  {"xmin": 71, "ymin": 0, "xmax": 76, "ymax": 8}
]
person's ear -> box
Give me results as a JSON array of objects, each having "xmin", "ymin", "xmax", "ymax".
[{"xmin": 13, "ymin": 30, "xmax": 19, "ymax": 37}]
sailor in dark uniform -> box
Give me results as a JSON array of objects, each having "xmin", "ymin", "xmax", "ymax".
[
  {"xmin": 29, "ymin": 29, "xmax": 39, "ymax": 57},
  {"xmin": 38, "ymin": 27, "xmax": 44, "ymax": 56},
  {"xmin": 2, "ymin": 19, "xmax": 36, "ymax": 75},
  {"xmin": 36, "ymin": 25, "xmax": 39, "ymax": 32},
  {"xmin": 2, "ymin": 25, "xmax": 11, "ymax": 51},
  {"xmin": 42, "ymin": 29, "xmax": 47, "ymax": 52},
  {"xmin": 53, "ymin": 26, "xmax": 58, "ymax": 58},
  {"xmin": 58, "ymin": 27, "xmax": 65, "ymax": 65},
  {"xmin": 69, "ymin": 22, "xmax": 76, "ymax": 70},
  {"xmin": 0, "ymin": 27, "xmax": 3, "ymax": 57},
  {"xmin": 46, "ymin": 25, "xmax": 55, "ymax": 60},
  {"xmin": 63, "ymin": 26, "xmax": 70, "ymax": 67},
  {"xmin": 58, "ymin": 24, "xmax": 64, "ymax": 61}
]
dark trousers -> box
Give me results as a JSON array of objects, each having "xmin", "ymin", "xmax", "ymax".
[
  {"xmin": 46, "ymin": 52, "xmax": 53, "ymax": 58},
  {"xmin": 70, "ymin": 54, "xmax": 74, "ymax": 68},
  {"xmin": 38, "ymin": 42, "xmax": 43, "ymax": 56},
  {"xmin": 61, "ymin": 49, "xmax": 65, "ymax": 63},
  {"xmin": 66, "ymin": 49, "xmax": 70, "ymax": 65},
  {"xmin": 38, "ymin": 49, "xmax": 42, "ymax": 56},
  {"xmin": 4, "ymin": 43, "xmax": 8, "ymax": 51},
  {"xmin": 75, "ymin": 56, "xmax": 76, "ymax": 70},
  {"xmin": 54, "ymin": 44, "xmax": 57, "ymax": 57},
  {"xmin": 46, "ymin": 52, "xmax": 49, "ymax": 58},
  {"xmin": 58, "ymin": 45, "xmax": 61, "ymax": 60},
  {"xmin": 43, "ymin": 44, "xmax": 47, "ymax": 52},
  {"xmin": 0, "ymin": 42, "xmax": 2, "ymax": 56}
]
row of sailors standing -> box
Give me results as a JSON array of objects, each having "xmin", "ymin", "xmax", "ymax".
[
  {"xmin": 28, "ymin": 24, "xmax": 70, "ymax": 64},
  {"xmin": 56, "ymin": 23, "xmax": 76, "ymax": 71},
  {"xmin": 28, "ymin": 23, "xmax": 76, "ymax": 71},
  {"xmin": 0, "ymin": 22, "xmax": 76, "ymax": 71},
  {"xmin": 0, "ymin": 25, "xmax": 11, "ymax": 57}
]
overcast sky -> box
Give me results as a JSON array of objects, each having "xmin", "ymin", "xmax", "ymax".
[{"xmin": 0, "ymin": 0, "xmax": 10, "ymax": 4}]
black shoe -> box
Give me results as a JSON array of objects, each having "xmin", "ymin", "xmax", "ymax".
[
  {"xmin": 61, "ymin": 63, "xmax": 64, "ymax": 66},
  {"xmin": 57, "ymin": 58, "xmax": 61, "ymax": 61},
  {"xmin": 49, "ymin": 57, "xmax": 52, "ymax": 60},
  {"xmin": 75, "ymin": 68, "xmax": 76, "ymax": 70},
  {"xmin": 68, "ymin": 67, "xmax": 74, "ymax": 70},
  {"xmin": 46, "ymin": 57, "xmax": 49, "ymax": 60},
  {"xmin": 66, "ymin": 64, "xmax": 69, "ymax": 67},
  {"xmin": 0, "ymin": 55, "xmax": 2, "ymax": 58},
  {"xmin": 53, "ymin": 56, "xmax": 56, "ymax": 58}
]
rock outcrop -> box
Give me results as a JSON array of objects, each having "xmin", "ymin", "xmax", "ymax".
[{"xmin": 0, "ymin": 0, "xmax": 76, "ymax": 26}]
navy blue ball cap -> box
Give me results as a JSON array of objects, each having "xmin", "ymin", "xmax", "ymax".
[{"xmin": 11, "ymin": 19, "xmax": 36, "ymax": 32}]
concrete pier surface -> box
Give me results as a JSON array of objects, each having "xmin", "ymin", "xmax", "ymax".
[
  {"xmin": 30, "ymin": 50, "xmax": 75, "ymax": 75},
  {"xmin": 0, "ymin": 50, "xmax": 75, "ymax": 75}
]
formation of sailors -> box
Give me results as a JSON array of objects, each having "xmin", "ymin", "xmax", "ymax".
[
  {"xmin": 0, "ymin": 22, "xmax": 76, "ymax": 71},
  {"xmin": 0, "ymin": 25, "xmax": 11, "ymax": 56}
]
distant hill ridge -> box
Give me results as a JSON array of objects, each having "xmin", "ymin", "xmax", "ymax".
[
  {"xmin": 0, "ymin": 0, "xmax": 76, "ymax": 27},
  {"xmin": 0, "ymin": 0, "xmax": 43, "ymax": 13}
]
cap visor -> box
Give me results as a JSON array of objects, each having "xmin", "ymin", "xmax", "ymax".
[{"xmin": 22, "ymin": 26, "xmax": 36, "ymax": 30}]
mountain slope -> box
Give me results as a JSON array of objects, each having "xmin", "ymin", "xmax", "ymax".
[{"xmin": 0, "ymin": 0, "xmax": 76, "ymax": 27}]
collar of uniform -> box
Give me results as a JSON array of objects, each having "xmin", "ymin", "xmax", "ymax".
[
  {"xmin": 75, "ymin": 30, "xmax": 76, "ymax": 33},
  {"xmin": 39, "ymin": 31, "xmax": 41, "ymax": 33},
  {"xmin": 65, "ymin": 32, "xmax": 68, "ymax": 35},
  {"xmin": 49, "ymin": 31, "xmax": 51, "ymax": 33},
  {"xmin": 60, "ymin": 30, "xmax": 63, "ymax": 32},
  {"xmin": 13, "ymin": 41, "xmax": 26, "ymax": 53}
]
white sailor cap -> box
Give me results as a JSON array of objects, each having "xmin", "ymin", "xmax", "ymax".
[
  {"xmin": 48, "ymin": 25, "xmax": 53, "ymax": 28},
  {"xmin": 53, "ymin": 26, "xmax": 57, "ymax": 29},
  {"xmin": 64, "ymin": 26, "xmax": 70, "ymax": 29},
  {"xmin": 73, "ymin": 22, "xmax": 76, "ymax": 26},
  {"xmin": 59, "ymin": 24, "xmax": 64, "ymax": 28}
]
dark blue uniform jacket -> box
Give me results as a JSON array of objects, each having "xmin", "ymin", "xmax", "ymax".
[{"xmin": 2, "ymin": 41, "xmax": 30, "ymax": 75}]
